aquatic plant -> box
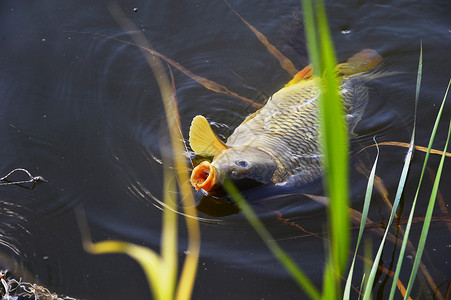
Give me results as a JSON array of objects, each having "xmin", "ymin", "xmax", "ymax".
[
  {"xmin": 302, "ymin": 0, "xmax": 350, "ymax": 297},
  {"xmin": 76, "ymin": 3, "xmax": 200, "ymax": 300}
]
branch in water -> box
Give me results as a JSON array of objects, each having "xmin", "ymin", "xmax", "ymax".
[
  {"xmin": 224, "ymin": 0, "xmax": 299, "ymax": 76},
  {"xmin": 66, "ymin": 30, "xmax": 262, "ymax": 109}
]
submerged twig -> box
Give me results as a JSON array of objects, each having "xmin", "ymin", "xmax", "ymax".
[
  {"xmin": 354, "ymin": 141, "xmax": 451, "ymax": 158},
  {"xmin": 66, "ymin": 30, "xmax": 262, "ymax": 109},
  {"xmin": 0, "ymin": 270, "xmax": 76, "ymax": 300},
  {"xmin": 224, "ymin": 0, "xmax": 299, "ymax": 76}
]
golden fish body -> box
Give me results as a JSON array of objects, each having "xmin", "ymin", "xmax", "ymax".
[
  {"xmin": 189, "ymin": 49, "xmax": 382, "ymax": 192},
  {"xmin": 227, "ymin": 76, "xmax": 323, "ymax": 185}
]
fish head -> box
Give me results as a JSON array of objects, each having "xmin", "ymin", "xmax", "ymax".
[
  {"xmin": 190, "ymin": 147, "xmax": 277, "ymax": 193},
  {"xmin": 213, "ymin": 147, "xmax": 277, "ymax": 182},
  {"xmin": 188, "ymin": 115, "xmax": 277, "ymax": 193}
]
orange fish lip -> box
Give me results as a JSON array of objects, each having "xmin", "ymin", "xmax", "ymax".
[{"xmin": 190, "ymin": 161, "xmax": 218, "ymax": 192}]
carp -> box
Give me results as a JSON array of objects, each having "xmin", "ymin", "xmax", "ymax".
[{"xmin": 189, "ymin": 49, "xmax": 382, "ymax": 194}]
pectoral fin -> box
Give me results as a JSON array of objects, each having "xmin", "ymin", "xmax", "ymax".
[{"xmin": 189, "ymin": 115, "xmax": 228, "ymax": 156}]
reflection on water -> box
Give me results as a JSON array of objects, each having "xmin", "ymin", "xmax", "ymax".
[{"xmin": 0, "ymin": 0, "xmax": 450, "ymax": 299}]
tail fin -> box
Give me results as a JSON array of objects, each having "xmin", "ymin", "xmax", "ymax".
[{"xmin": 336, "ymin": 49, "xmax": 382, "ymax": 76}]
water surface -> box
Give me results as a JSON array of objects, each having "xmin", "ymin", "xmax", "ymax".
[{"xmin": 0, "ymin": 0, "xmax": 450, "ymax": 299}]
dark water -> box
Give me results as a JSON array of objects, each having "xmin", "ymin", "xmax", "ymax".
[{"xmin": 1, "ymin": 0, "xmax": 450, "ymax": 299}]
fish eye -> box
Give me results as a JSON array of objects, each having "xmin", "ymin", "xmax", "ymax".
[{"xmin": 235, "ymin": 160, "xmax": 249, "ymax": 168}]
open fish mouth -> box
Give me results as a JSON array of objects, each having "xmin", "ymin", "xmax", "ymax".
[{"xmin": 190, "ymin": 161, "xmax": 218, "ymax": 192}]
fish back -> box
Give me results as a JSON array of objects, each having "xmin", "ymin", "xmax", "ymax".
[{"xmin": 223, "ymin": 49, "xmax": 382, "ymax": 185}]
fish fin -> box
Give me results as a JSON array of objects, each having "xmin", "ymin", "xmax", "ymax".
[
  {"xmin": 336, "ymin": 49, "xmax": 382, "ymax": 76},
  {"xmin": 189, "ymin": 115, "xmax": 228, "ymax": 156},
  {"xmin": 285, "ymin": 65, "xmax": 313, "ymax": 87},
  {"xmin": 241, "ymin": 107, "xmax": 264, "ymax": 124}
]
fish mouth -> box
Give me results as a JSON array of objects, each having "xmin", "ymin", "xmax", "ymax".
[{"xmin": 190, "ymin": 161, "xmax": 218, "ymax": 192}]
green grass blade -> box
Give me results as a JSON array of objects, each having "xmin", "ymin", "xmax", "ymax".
[
  {"xmin": 223, "ymin": 179, "xmax": 321, "ymax": 300},
  {"xmin": 86, "ymin": 240, "xmax": 165, "ymax": 299},
  {"xmin": 316, "ymin": 1, "xmax": 350, "ymax": 274},
  {"xmin": 302, "ymin": 0, "xmax": 350, "ymax": 296},
  {"xmin": 76, "ymin": 206, "xmax": 167, "ymax": 300},
  {"xmin": 78, "ymin": 5, "xmax": 202, "ymax": 300},
  {"xmin": 358, "ymin": 273, "xmax": 367, "ymax": 300},
  {"xmin": 362, "ymin": 43, "xmax": 423, "ymax": 300},
  {"xmin": 387, "ymin": 42, "xmax": 422, "ymax": 300},
  {"xmin": 343, "ymin": 140, "xmax": 379, "ymax": 299},
  {"xmin": 404, "ymin": 118, "xmax": 451, "ymax": 299},
  {"xmin": 301, "ymin": 0, "xmax": 320, "ymax": 72},
  {"xmin": 161, "ymin": 171, "xmax": 178, "ymax": 298},
  {"xmin": 362, "ymin": 133, "xmax": 414, "ymax": 300},
  {"xmin": 322, "ymin": 262, "xmax": 335, "ymax": 300},
  {"xmin": 363, "ymin": 238, "xmax": 373, "ymax": 297},
  {"xmin": 403, "ymin": 79, "xmax": 451, "ymax": 299},
  {"xmin": 412, "ymin": 41, "xmax": 423, "ymax": 126},
  {"xmin": 302, "ymin": 0, "xmax": 350, "ymax": 297},
  {"xmin": 389, "ymin": 78, "xmax": 450, "ymax": 300}
]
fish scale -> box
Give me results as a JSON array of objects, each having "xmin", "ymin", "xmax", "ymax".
[{"xmin": 230, "ymin": 78, "xmax": 324, "ymax": 183}]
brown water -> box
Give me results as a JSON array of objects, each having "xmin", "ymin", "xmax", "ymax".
[{"xmin": 0, "ymin": 0, "xmax": 450, "ymax": 299}]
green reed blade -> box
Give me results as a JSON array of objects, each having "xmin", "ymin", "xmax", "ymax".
[
  {"xmin": 84, "ymin": 240, "xmax": 166, "ymax": 299},
  {"xmin": 76, "ymin": 203, "xmax": 169, "ymax": 300},
  {"xmin": 316, "ymin": 1, "xmax": 350, "ymax": 274},
  {"xmin": 77, "ymin": 5, "xmax": 202, "ymax": 300},
  {"xmin": 362, "ymin": 42, "xmax": 422, "ymax": 300},
  {"xmin": 403, "ymin": 117, "xmax": 451, "ymax": 299},
  {"xmin": 79, "ymin": 142, "xmax": 182, "ymax": 300},
  {"xmin": 343, "ymin": 140, "xmax": 379, "ymax": 299},
  {"xmin": 389, "ymin": 77, "xmax": 450, "ymax": 300},
  {"xmin": 161, "ymin": 171, "xmax": 178, "ymax": 297},
  {"xmin": 363, "ymin": 238, "xmax": 373, "ymax": 297},
  {"xmin": 401, "ymin": 78, "xmax": 451, "ymax": 299},
  {"xmin": 358, "ymin": 273, "xmax": 367, "ymax": 300},
  {"xmin": 301, "ymin": 0, "xmax": 319, "ymax": 71},
  {"xmin": 223, "ymin": 179, "xmax": 321, "ymax": 300},
  {"xmin": 302, "ymin": 0, "xmax": 350, "ymax": 297},
  {"xmin": 387, "ymin": 42, "xmax": 422, "ymax": 300},
  {"xmin": 413, "ymin": 41, "xmax": 423, "ymax": 127},
  {"xmin": 362, "ymin": 133, "xmax": 415, "ymax": 300}
]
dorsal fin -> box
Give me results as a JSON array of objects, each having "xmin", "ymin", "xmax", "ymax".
[
  {"xmin": 189, "ymin": 115, "xmax": 228, "ymax": 156},
  {"xmin": 285, "ymin": 65, "xmax": 314, "ymax": 87},
  {"xmin": 241, "ymin": 107, "xmax": 264, "ymax": 125}
]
